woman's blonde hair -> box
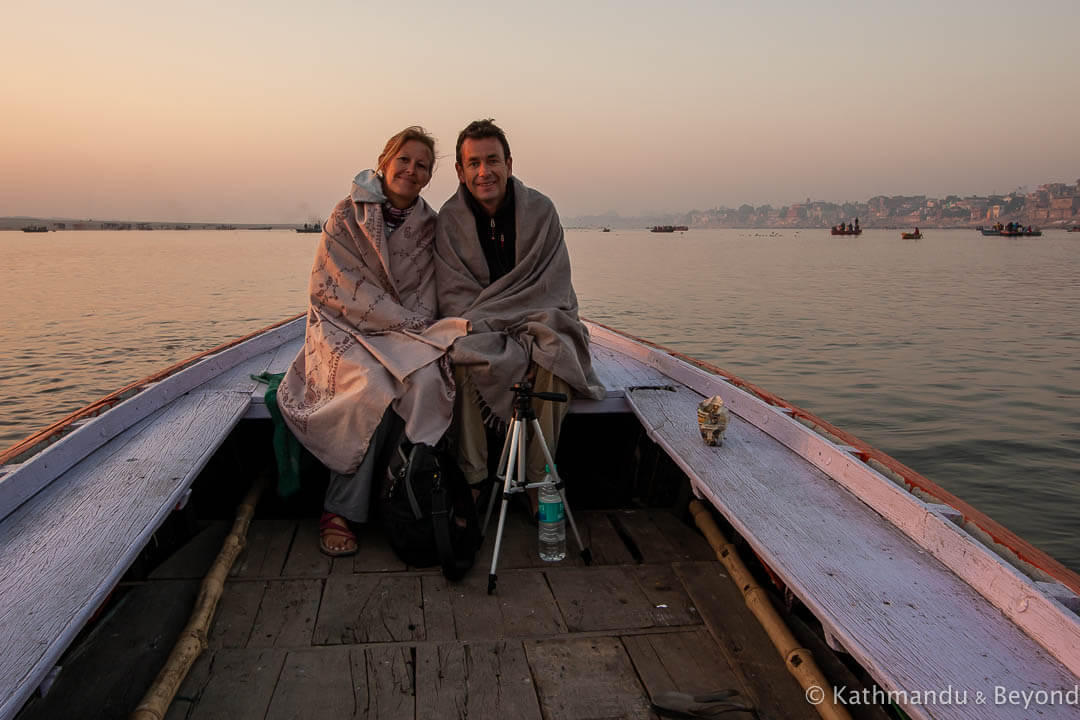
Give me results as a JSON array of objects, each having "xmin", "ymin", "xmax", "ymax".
[{"xmin": 377, "ymin": 126, "xmax": 437, "ymax": 176}]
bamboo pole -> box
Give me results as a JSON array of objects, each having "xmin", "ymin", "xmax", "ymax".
[
  {"xmin": 131, "ymin": 476, "xmax": 267, "ymax": 720},
  {"xmin": 689, "ymin": 500, "xmax": 852, "ymax": 720}
]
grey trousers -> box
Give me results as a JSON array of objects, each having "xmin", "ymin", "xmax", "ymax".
[{"xmin": 324, "ymin": 409, "xmax": 401, "ymax": 523}]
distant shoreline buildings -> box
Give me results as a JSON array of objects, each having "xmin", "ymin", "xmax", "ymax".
[
  {"xmin": 5, "ymin": 178, "xmax": 1080, "ymax": 231},
  {"xmin": 568, "ymin": 178, "xmax": 1080, "ymax": 230}
]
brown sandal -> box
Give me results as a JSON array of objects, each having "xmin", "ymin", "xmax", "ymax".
[{"xmin": 319, "ymin": 511, "xmax": 358, "ymax": 557}]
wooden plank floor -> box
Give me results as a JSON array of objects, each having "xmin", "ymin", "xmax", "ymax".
[{"xmin": 161, "ymin": 508, "xmax": 825, "ymax": 720}]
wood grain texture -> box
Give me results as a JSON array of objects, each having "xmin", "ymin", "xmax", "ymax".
[
  {"xmin": 230, "ymin": 519, "xmax": 295, "ymax": 578},
  {"xmin": 247, "ymin": 579, "xmax": 322, "ymax": 648},
  {"xmin": 525, "ymin": 636, "xmax": 652, "ymax": 719},
  {"xmin": 448, "ymin": 570, "xmax": 566, "ymax": 641},
  {"xmin": 0, "ymin": 321, "xmax": 296, "ymax": 522},
  {"xmin": 596, "ymin": 322, "xmax": 1080, "ymax": 680},
  {"xmin": 281, "ymin": 517, "xmax": 334, "ymax": 577},
  {"xmin": 416, "ymin": 641, "xmax": 542, "ymax": 720},
  {"xmin": 622, "ymin": 629, "xmax": 744, "ymax": 706},
  {"xmin": 647, "ymin": 511, "xmax": 716, "ymax": 561},
  {"xmin": 186, "ymin": 648, "xmax": 286, "ymax": 720},
  {"xmin": 589, "ymin": 342, "xmax": 671, "ymax": 394},
  {"xmin": 547, "ymin": 566, "xmax": 655, "ymax": 633},
  {"xmin": 314, "ymin": 575, "xmax": 424, "ymax": 644},
  {"xmin": 265, "ymin": 335, "xmax": 304, "ymax": 376},
  {"xmin": 610, "ymin": 509, "xmax": 711, "ymax": 564},
  {"xmin": 264, "ymin": 648, "xmax": 357, "ymax": 719},
  {"xmin": 629, "ymin": 386, "xmax": 1080, "ymax": 719},
  {"xmin": 420, "ymin": 575, "xmax": 456, "ymax": 642},
  {"xmin": 546, "ymin": 565, "xmax": 700, "ymax": 633},
  {"xmin": 0, "ymin": 389, "xmax": 253, "ymax": 720},
  {"xmin": 577, "ymin": 511, "xmax": 637, "ymax": 566},
  {"xmin": 353, "ymin": 645, "xmax": 416, "ymax": 719},
  {"xmin": 208, "ymin": 580, "xmax": 266, "ymax": 649}
]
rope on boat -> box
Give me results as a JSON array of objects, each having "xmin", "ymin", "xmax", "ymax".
[
  {"xmin": 689, "ymin": 500, "xmax": 853, "ymax": 720},
  {"xmin": 130, "ymin": 475, "xmax": 267, "ymax": 720}
]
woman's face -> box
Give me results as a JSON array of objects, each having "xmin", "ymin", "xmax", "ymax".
[{"xmin": 383, "ymin": 140, "xmax": 433, "ymax": 208}]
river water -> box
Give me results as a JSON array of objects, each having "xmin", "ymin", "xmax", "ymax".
[{"xmin": 1, "ymin": 227, "xmax": 1077, "ymax": 571}]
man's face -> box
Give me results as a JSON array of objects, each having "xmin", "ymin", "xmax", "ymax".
[{"xmin": 456, "ymin": 136, "xmax": 512, "ymax": 214}]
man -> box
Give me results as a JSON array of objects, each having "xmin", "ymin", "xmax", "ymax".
[{"xmin": 434, "ymin": 119, "xmax": 605, "ymax": 510}]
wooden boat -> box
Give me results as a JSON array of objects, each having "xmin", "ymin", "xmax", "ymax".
[
  {"xmin": 295, "ymin": 221, "xmax": 322, "ymax": 233},
  {"xmin": 650, "ymin": 225, "xmax": 688, "ymax": 233},
  {"xmin": 982, "ymin": 224, "xmax": 1043, "ymax": 237},
  {"xmin": 3, "ymin": 316, "xmax": 1080, "ymax": 720},
  {"xmin": 830, "ymin": 227, "xmax": 861, "ymax": 236},
  {"xmin": 1068, "ymin": 226, "xmax": 1080, "ymax": 233},
  {"xmin": 900, "ymin": 231, "xmax": 921, "ymax": 239},
  {"xmin": 21, "ymin": 225, "xmax": 49, "ymax": 233}
]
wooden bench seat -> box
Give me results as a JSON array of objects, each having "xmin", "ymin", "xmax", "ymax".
[
  {"xmin": 0, "ymin": 349, "xmax": 282, "ymax": 720},
  {"xmin": 624, "ymin": 381, "xmax": 1080, "ymax": 720},
  {"xmin": 244, "ymin": 336, "xmax": 650, "ymax": 418}
]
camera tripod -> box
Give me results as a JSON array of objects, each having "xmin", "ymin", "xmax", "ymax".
[{"xmin": 482, "ymin": 381, "xmax": 591, "ymax": 594}]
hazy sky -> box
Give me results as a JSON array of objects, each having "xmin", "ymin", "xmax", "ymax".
[{"xmin": 3, "ymin": 0, "xmax": 1078, "ymax": 222}]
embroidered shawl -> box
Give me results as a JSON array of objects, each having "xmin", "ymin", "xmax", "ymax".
[
  {"xmin": 277, "ymin": 171, "xmax": 469, "ymax": 474},
  {"xmin": 434, "ymin": 177, "xmax": 605, "ymax": 426}
]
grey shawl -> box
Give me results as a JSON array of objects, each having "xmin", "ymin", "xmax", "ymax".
[
  {"xmin": 434, "ymin": 177, "xmax": 605, "ymax": 426},
  {"xmin": 277, "ymin": 171, "xmax": 469, "ymax": 474}
]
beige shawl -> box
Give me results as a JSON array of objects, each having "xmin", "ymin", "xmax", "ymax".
[
  {"xmin": 434, "ymin": 177, "xmax": 605, "ymax": 426},
  {"xmin": 278, "ymin": 171, "xmax": 468, "ymax": 474}
]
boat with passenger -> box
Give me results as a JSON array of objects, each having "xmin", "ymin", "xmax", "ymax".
[
  {"xmin": 900, "ymin": 228, "xmax": 921, "ymax": 239},
  {"xmin": 830, "ymin": 219, "xmax": 861, "ymax": 235},
  {"xmin": 980, "ymin": 222, "xmax": 1043, "ymax": 237},
  {"xmin": 3, "ymin": 317, "xmax": 1079, "ymax": 720},
  {"xmin": 21, "ymin": 225, "xmax": 49, "ymax": 233},
  {"xmin": 295, "ymin": 221, "xmax": 323, "ymax": 233},
  {"xmin": 650, "ymin": 225, "xmax": 688, "ymax": 233}
]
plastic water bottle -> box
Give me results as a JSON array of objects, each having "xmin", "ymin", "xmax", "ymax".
[{"xmin": 537, "ymin": 465, "xmax": 566, "ymax": 561}]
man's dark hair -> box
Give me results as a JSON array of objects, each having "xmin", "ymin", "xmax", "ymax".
[{"xmin": 455, "ymin": 119, "xmax": 511, "ymax": 165}]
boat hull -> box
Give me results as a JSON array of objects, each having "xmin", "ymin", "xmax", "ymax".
[{"xmin": 3, "ymin": 318, "xmax": 1080, "ymax": 720}]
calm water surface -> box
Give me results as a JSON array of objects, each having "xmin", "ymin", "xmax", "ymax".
[{"xmin": 1, "ymin": 227, "xmax": 1078, "ymax": 571}]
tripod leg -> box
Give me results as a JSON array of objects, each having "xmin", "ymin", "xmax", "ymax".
[
  {"xmin": 528, "ymin": 419, "xmax": 592, "ymax": 565},
  {"xmin": 482, "ymin": 423, "xmax": 516, "ymax": 536},
  {"xmin": 488, "ymin": 419, "xmax": 522, "ymax": 594}
]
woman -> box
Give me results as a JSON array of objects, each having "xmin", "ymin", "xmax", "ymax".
[{"xmin": 277, "ymin": 126, "xmax": 468, "ymax": 556}]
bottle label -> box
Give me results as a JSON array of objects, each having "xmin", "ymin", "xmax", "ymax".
[{"xmin": 538, "ymin": 501, "xmax": 564, "ymax": 523}]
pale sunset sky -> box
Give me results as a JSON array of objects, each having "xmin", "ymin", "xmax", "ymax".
[{"xmin": 3, "ymin": 0, "xmax": 1078, "ymax": 222}]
